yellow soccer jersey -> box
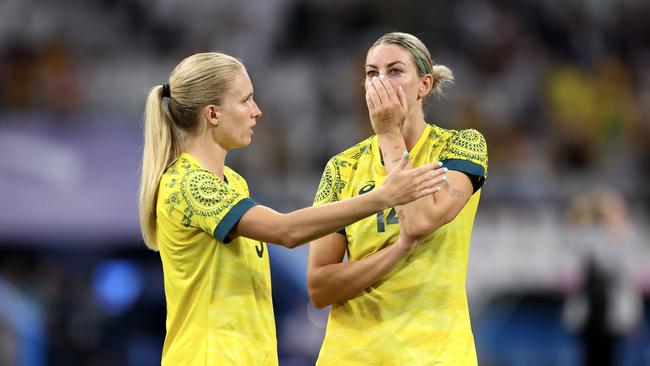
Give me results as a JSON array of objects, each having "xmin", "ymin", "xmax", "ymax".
[
  {"xmin": 156, "ymin": 153, "xmax": 277, "ymax": 366},
  {"xmin": 313, "ymin": 124, "xmax": 488, "ymax": 366}
]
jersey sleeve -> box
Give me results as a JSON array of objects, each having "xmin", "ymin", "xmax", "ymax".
[
  {"xmin": 439, "ymin": 129, "xmax": 488, "ymax": 192},
  {"xmin": 313, "ymin": 158, "xmax": 345, "ymax": 206},
  {"xmin": 313, "ymin": 157, "xmax": 348, "ymax": 236},
  {"xmin": 169, "ymin": 169, "xmax": 257, "ymax": 243}
]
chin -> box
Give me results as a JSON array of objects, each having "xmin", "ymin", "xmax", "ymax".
[{"xmin": 235, "ymin": 137, "xmax": 252, "ymax": 149}]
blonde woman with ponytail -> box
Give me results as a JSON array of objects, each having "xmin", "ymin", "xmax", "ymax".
[
  {"xmin": 138, "ymin": 52, "xmax": 445, "ymax": 366},
  {"xmin": 308, "ymin": 32, "xmax": 489, "ymax": 365}
]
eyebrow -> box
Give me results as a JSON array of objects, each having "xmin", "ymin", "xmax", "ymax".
[
  {"xmin": 242, "ymin": 92, "xmax": 253, "ymax": 100},
  {"xmin": 365, "ymin": 61, "xmax": 407, "ymax": 69}
]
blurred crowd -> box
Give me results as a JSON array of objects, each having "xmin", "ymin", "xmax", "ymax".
[
  {"xmin": 1, "ymin": 0, "xmax": 649, "ymax": 209},
  {"xmin": 1, "ymin": 0, "xmax": 650, "ymax": 365}
]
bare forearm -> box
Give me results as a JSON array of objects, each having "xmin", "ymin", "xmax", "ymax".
[
  {"xmin": 237, "ymin": 189, "xmax": 390, "ymax": 248},
  {"xmin": 308, "ymin": 242, "xmax": 410, "ymax": 308},
  {"xmin": 282, "ymin": 189, "xmax": 390, "ymax": 245},
  {"xmin": 236, "ymin": 156, "xmax": 441, "ymax": 247}
]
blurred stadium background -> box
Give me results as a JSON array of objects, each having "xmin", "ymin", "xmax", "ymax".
[{"xmin": 1, "ymin": 0, "xmax": 650, "ymax": 365}]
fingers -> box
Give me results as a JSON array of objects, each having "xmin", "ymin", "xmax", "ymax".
[
  {"xmin": 365, "ymin": 89, "xmax": 375, "ymax": 111},
  {"xmin": 371, "ymin": 76, "xmax": 391, "ymax": 105},
  {"xmin": 366, "ymin": 84, "xmax": 382, "ymax": 111},
  {"xmin": 369, "ymin": 76, "xmax": 404, "ymax": 109},
  {"xmin": 409, "ymin": 181, "xmax": 441, "ymax": 201},
  {"xmin": 430, "ymin": 172, "xmax": 447, "ymax": 188},
  {"xmin": 411, "ymin": 163, "xmax": 448, "ymax": 196},
  {"xmin": 412, "ymin": 162, "xmax": 445, "ymax": 177},
  {"xmin": 394, "ymin": 151, "xmax": 409, "ymax": 171},
  {"xmin": 417, "ymin": 175, "xmax": 443, "ymax": 195},
  {"xmin": 419, "ymin": 185, "xmax": 442, "ymax": 197},
  {"xmin": 382, "ymin": 78, "xmax": 400, "ymax": 106},
  {"xmin": 414, "ymin": 170, "xmax": 446, "ymax": 188},
  {"xmin": 396, "ymin": 85, "xmax": 408, "ymax": 111}
]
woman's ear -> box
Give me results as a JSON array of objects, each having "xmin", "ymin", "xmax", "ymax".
[
  {"xmin": 203, "ymin": 105, "xmax": 221, "ymax": 127},
  {"xmin": 418, "ymin": 74, "xmax": 433, "ymax": 99}
]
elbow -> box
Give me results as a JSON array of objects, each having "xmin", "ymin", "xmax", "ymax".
[
  {"xmin": 278, "ymin": 232, "xmax": 302, "ymax": 249},
  {"xmin": 401, "ymin": 225, "xmax": 429, "ymax": 241},
  {"xmin": 307, "ymin": 274, "xmax": 331, "ymax": 309},
  {"xmin": 274, "ymin": 218, "xmax": 302, "ymax": 248},
  {"xmin": 309, "ymin": 293, "xmax": 330, "ymax": 309},
  {"xmin": 314, "ymin": 302, "xmax": 329, "ymax": 310},
  {"xmin": 401, "ymin": 217, "xmax": 443, "ymax": 240}
]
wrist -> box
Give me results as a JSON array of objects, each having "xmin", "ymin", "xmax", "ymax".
[
  {"xmin": 377, "ymin": 134, "xmax": 407, "ymax": 164},
  {"xmin": 371, "ymin": 185, "xmax": 392, "ymax": 209},
  {"xmin": 377, "ymin": 131, "xmax": 404, "ymax": 141},
  {"xmin": 393, "ymin": 239, "xmax": 413, "ymax": 258}
]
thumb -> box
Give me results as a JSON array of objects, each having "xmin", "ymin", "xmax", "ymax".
[{"xmin": 395, "ymin": 151, "xmax": 409, "ymax": 170}]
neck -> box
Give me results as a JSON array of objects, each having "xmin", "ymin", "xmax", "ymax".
[{"xmin": 183, "ymin": 135, "xmax": 227, "ymax": 179}]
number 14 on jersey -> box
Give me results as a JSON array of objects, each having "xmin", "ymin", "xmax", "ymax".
[{"xmin": 377, "ymin": 208, "xmax": 398, "ymax": 232}]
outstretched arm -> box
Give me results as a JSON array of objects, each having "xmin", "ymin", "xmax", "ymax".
[{"xmin": 230, "ymin": 155, "xmax": 446, "ymax": 247}]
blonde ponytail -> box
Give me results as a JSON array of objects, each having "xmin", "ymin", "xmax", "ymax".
[
  {"xmin": 139, "ymin": 85, "xmax": 181, "ymax": 251},
  {"xmin": 430, "ymin": 65, "xmax": 454, "ymax": 97}
]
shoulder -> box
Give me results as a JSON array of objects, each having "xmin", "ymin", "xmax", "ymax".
[
  {"xmin": 173, "ymin": 157, "xmax": 226, "ymax": 194},
  {"xmin": 161, "ymin": 157, "xmax": 235, "ymax": 218},
  {"xmin": 326, "ymin": 136, "xmax": 375, "ymax": 172},
  {"xmin": 224, "ymin": 165, "xmax": 251, "ymax": 195},
  {"xmin": 434, "ymin": 126, "xmax": 488, "ymax": 191},
  {"xmin": 159, "ymin": 157, "xmax": 191, "ymax": 205},
  {"xmin": 429, "ymin": 124, "xmax": 485, "ymax": 147},
  {"xmin": 314, "ymin": 136, "xmax": 373, "ymax": 204},
  {"xmin": 436, "ymin": 127, "xmax": 488, "ymax": 163}
]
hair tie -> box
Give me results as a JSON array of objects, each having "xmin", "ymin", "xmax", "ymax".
[{"xmin": 162, "ymin": 83, "xmax": 171, "ymax": 98}]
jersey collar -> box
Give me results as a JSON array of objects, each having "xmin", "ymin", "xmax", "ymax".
[{"xmin": 178, "ymin": 152, "xmax": 230, "ymax": 184}]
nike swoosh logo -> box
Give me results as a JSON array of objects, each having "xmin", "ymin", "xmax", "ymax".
[{"xmin": 255, "ymin": 242, "xmax": 264, "ymax": 258}]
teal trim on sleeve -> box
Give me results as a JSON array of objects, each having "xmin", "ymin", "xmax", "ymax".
[
  {"xmin": 440, "ymin": 158, "xmax": 487, "ymax": 193},
  {"xmin": 214, "ymin": 198, "xmax": 257, "ymax": 243}
]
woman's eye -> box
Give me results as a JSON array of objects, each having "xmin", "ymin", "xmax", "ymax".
[
  {"xmin": 390, "ymin": 69, "xmax": 402, "ymax": 76},
  {"xmin": 366, "ymin": 70, "xmax": 378, "ymax": 78}
]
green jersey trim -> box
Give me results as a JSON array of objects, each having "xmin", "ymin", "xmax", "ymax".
[
  {"xmin": 213, "ymin": 198, "xmax": 257, "ymax": 243},
  {"xmin": 440, "ymin": 158, "xmax": 486, "ymax": 192}
]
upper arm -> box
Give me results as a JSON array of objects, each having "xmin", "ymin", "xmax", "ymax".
[
  {"xmin": 229, "ymin": 205, "xmax": 284, "ymax": 243},
  {"xmin": 428, "ymin": 170, "xmax": 474, "ymax": 223},
  {"xmin": 401, "ymin": 129, "xmax": 488, "ymax": 231},
  {"xmin": 308, "ymin": 233, "xmax": 347, "ymax": 276},
  {"xmin": 434, "ymin": 128, "xmax": 488, "ymax": 218}
]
